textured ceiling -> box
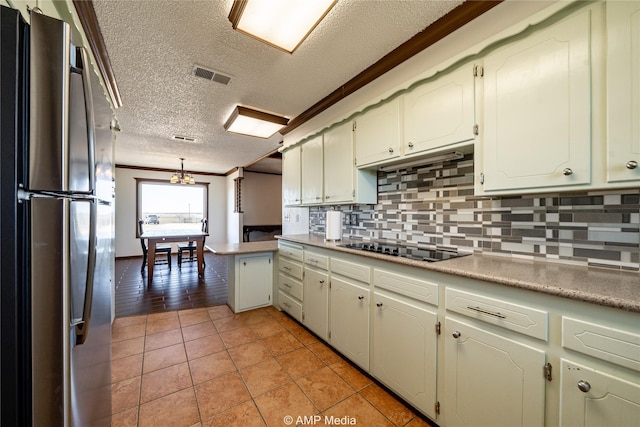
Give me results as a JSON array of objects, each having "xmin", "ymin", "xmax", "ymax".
[{"xmin": 92, "ymin": 0, "xmax": 463, "ymax": 175}]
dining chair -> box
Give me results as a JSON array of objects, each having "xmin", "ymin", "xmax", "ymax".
[
  {"xmin": 178, "ymin": 218, "xmax": 207, "ymax": 268},
  {"xmin": 138, "ymin": 219, "xmax": 172, "ymax": 272}
]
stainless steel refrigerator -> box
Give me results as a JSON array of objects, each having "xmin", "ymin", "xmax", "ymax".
[{"xmin": 1, "ymin": 7, "xmax": 114, "ymax": 426}]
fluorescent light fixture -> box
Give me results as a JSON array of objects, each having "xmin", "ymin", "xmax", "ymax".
[
  {"xmin": 378, "ymin": 151, "xmax": 464, "ymax": 172},
  {"xmin": 224, "ymin": 106, "xmax": 289, "ymax": 138},
  {"xmin": 228, "ymin": 0, "xmax": 337, "ymax": 53}
]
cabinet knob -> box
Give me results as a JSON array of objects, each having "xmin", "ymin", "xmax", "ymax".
[
  {"xmin": 626, "ymin": 160, "xmax": 638, "ymax": 170},
  {"xmin": 376, "ymin": 302, "xmax": 383, "ymax": 307},
  {"xmin": 577, "ymin": 380, "xmax": 591, "ymax": 393},
  {"xmin": 325, "ymin": 195, "xmax": 330, "ymax": 199},
  {"xmin": 452, "ymin": 331, "xmax": 461, "ymax": 339},
  {"xmin": 563, "ymin": 168, "xmax": 573, "ymax": 176},
  {"xmin": 408, "ymin": 142, "xmax": 414, "ymax": 149},
  {"xmin": 319, "ymin": 280, "xmax": 325, "ymax": 285},
  {"xmin": 388, "ymin": 147, "xmax": 394, "ymax": 153},
  {"xmin": 358, "ymin": 295, "xmax": 364, "ymax": 300}
]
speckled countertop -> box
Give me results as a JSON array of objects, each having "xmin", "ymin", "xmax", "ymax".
[
  {"xmin": 207, "ymin": 240, "xmax": 278, "ymax": 255},
  {"xmin": 276, "ymin": 234, "xmax": 640, "ymax": 313}
]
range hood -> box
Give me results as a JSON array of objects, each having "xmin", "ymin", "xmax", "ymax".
[{"xmin": 378, "ymin": 150, "xmax": 465, "ymax": 172}]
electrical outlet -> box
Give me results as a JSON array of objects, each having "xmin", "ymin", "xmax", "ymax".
[
  {"xmin": 350, "ymin": 214, "xmax": 358, "ymax": 225},
  {"xmin": 295, "ymin": 214, "xmax": 300, "ymax": 222}
]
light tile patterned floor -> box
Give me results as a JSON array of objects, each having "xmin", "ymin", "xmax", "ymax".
[{"xmin": 111, "ymin": 305, "xmax": 434, "ymax": 427}]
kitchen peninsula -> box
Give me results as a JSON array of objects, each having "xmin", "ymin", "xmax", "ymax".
[{"xmin": 208, "ymin": 241, "xmax": 278, "ymax": 313}]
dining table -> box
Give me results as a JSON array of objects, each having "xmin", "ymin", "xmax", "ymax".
[{"xmin": 139, "ymin": 229, "xmax": 208, "ymax": 285}]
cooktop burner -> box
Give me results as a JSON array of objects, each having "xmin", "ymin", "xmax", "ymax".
[{"xmin": 337, "ymin": 242, "xmax": 470, "ymax": 262}]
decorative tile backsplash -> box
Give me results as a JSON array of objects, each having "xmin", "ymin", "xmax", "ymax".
[{"xmin": 310, "ymin": 154, "xmax": 640, "ymax": 271}]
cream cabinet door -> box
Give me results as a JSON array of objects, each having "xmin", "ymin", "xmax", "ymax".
[
  {"xmin": 301, "ymin": 136, "xmax": 324, "ymax": 204},
  {"xmin": 329, "ymin": 277, "xmax": 369, "ymax": 370},
  {"xmin": 403, "ymin": 65, "xmax": 476, "ymax": 155},
  {"xmin": 237, "ymin": 254, "xmax": 272, "ymax": 311},
  {"xmin": 481, "ymin": 9, "xmax": 591, "ymax": 193},
  {"xmin": 282, "ymin": 146, "xmax": 301, "ymax": 206},
  {"xmin": 560, "ymin": 359, "xmax": 640, "ymax": 427},
  {"xmin": 372, "ymin": 290, "xmax": 438, "ymax": 419},
  {"xmin": 443, "ymin": 317, "xmax": 546, "ymax": 427},
  {"xmin": 303, "ymin": 267, "xmax": 329, "ymax": 340},
  {"xmin": 354, "ymin": 98, "xmax": 402, "ymax": 167},
  {"xmin": 606, "ymin": 1, "xmax": 640, "ymax": 183},
  {"xmin": 324, "ymin": 121, "xmax": 354, "ymax": 203}
]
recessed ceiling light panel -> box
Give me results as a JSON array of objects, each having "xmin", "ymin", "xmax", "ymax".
[
  {"xmin": 224, "ymin": 106, "xmax": 289, "ymax": 139},
  {"xmin": 229, "ymin": 0, "xmax": 337, "ymax": 53}
]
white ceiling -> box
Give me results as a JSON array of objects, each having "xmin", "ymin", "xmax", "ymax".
[{"xmin": 92, "ymin": 0, "xmax": 464, "ymax": 175}]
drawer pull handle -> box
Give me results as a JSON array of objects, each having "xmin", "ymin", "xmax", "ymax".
[
  {"xmin": 577, "ymin": 380, "xmax": 591, "ymax": 393},
  {"xmin": 308, "ymin": 258, "xmax": 318, "ymax": 263},
  {"xmin": 282, "ymin": 266, "xmax": 291, "ymax": 271},
  {"xmin": 282, "ymin": 301, "xmax": 291, "ymax": 308},
  {"xmin": 283, "ymin": 283, "xmax": 292, "ymax": 288},
  {"xmin": 467, "ymin": 306, "xmax": 506, "ymax": 319},
  {"xmin": 376, "ymin": 302, "xmax": 383, "ymax": 307},
  {"xmin": 358, "ymin": 295, "xmax": 364, "ymax": 300},
  {"xmin": 452, "ymin": 331, "xmax": 461, "ymax": 339}
]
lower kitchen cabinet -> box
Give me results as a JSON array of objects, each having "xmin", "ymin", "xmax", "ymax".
[
  {"xmin": 228, "ymin": 253, "xmax": 272, "ymax": 313},
  {"xmin": 329, "ymin": 276, "xmax": 370, "ymax": 370},
  {"xmin": 303, "ymin": 266, "xmax": 329, "ymax": 340},
  {"xmin": 559, "ymin": 359, "xmax": 640, "ymax": 426},
  {"xmin": 443, "ymin": 317, "xmax": 546, "ymax": 427},
  {"xmin": 372, "ymin": 289, "xmax": 438, "ymax": 419}
]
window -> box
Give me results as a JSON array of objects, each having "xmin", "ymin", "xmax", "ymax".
[{"xmin": 136, "ymin": 179, "xmax": 208, "ymax": 235}]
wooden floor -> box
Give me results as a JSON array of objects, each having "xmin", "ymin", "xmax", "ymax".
[{"xmin": 114, "ymin": 253, "xmax": 229, "ymax": 318}]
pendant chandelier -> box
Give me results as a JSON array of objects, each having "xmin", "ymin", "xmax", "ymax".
[{"xmin": 170, "ymin": 158, "xmax": 196, "ymax": 184}]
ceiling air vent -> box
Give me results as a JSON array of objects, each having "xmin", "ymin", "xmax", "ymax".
[
  {"xmin": 172, "ymin": 134, "xmax": 197, "ymax": 143},
  {"xmin": 193, "ymin": 64, "xmax": 232, "ymax": 85}
]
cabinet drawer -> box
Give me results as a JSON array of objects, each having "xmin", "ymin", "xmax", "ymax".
[
  {"xmin": 278, "ymin": 242, "xmax": 303, "ymax": 262},
  {"xmin": 331, "ymin": 258, "xmax": 371, "ymax": 284},
  {"xmin": 304, "ymin": 252, "xmax": 329, "ymax": 270},
  {"xmin": 373, "ymin": 269, "xmax": 438, "ymax": 306},
  {"xmin": 278, "ymin": 273, "xmax": 303, "ymax": 302},
  {"xmin": 279, "ymin": 290, "xmax": 302, "ymax": 322},
  {"xmin": 279, "ymin": 258, "xmax": 303, "ymax": 280},
  {"xmin": 562, "ymin": 317, "xmax": 640, "ymax": 372},
  {"xmin": 445, "ymin": 288, "xmax": 548, "ymax": 341}
]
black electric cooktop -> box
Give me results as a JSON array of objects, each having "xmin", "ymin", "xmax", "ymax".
[{"xmin": 337, "ymin": 242, "xmax": 471, "ymax": 262}]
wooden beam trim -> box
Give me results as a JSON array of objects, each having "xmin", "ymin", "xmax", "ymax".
[
  {"xmin": 281, "ymin": 0, "xmax": 502, "ymax": 135},
  {"xmin": 73, "ymin": 0, "xmax": 122, "ymax": 108},
  {"xmin": 116, "ymin": 164, "xmax": 225, "ymax": 177}
]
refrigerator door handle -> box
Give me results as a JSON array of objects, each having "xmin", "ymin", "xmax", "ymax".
[
  {"xmin": 78, "ymin": 46, "xmax": 96, "ymax": 195},
  {"xmin": 74, "ymin": 199, "xmax": 97, "ymax": 344}
]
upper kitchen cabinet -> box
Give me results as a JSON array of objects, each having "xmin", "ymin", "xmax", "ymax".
[
  {"xmin": 301, "ymin": 135, "xmax": 324, "ymax": 204},
  {"xmin": 324, "ymin": 121, "xmax": 377, "ymax": 205},
  {"xmin": 354, "ymin": 97, "xmax": 402, "ymax": 167},
  {"xmin": 606, "ymin": 0, "xmax": 640, "ymax": 184},
  {"xmin": 403, "ymin": 64, "xmax": 477, "ymax": 157},
  {"xmin": 323, "ymin": 121, "xmax": 356, "ymax": 203},
  {"xmin": 282, "ymin": 146, "xmax": 301, "ymax": 206},
  {"xmin": 479, "ymin": 7, "xmax": 592, "ymax": 194}
]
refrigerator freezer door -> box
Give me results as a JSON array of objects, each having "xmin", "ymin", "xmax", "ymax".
[
  {"xmin": 30, "ymin": 197, "xmax": 68, "ymax": 425},
  {"xmin": 31, "ymin": 196, "xmax": 110, "ymax": 425}
]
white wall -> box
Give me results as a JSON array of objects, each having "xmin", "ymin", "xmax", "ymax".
[
  {"xmin": 242, "ymin": 172, "xmax": 282, "ymax": 225},
  {"xmin": 114, "ymin": 166, "xmax": 227, "ymax": 257}
]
